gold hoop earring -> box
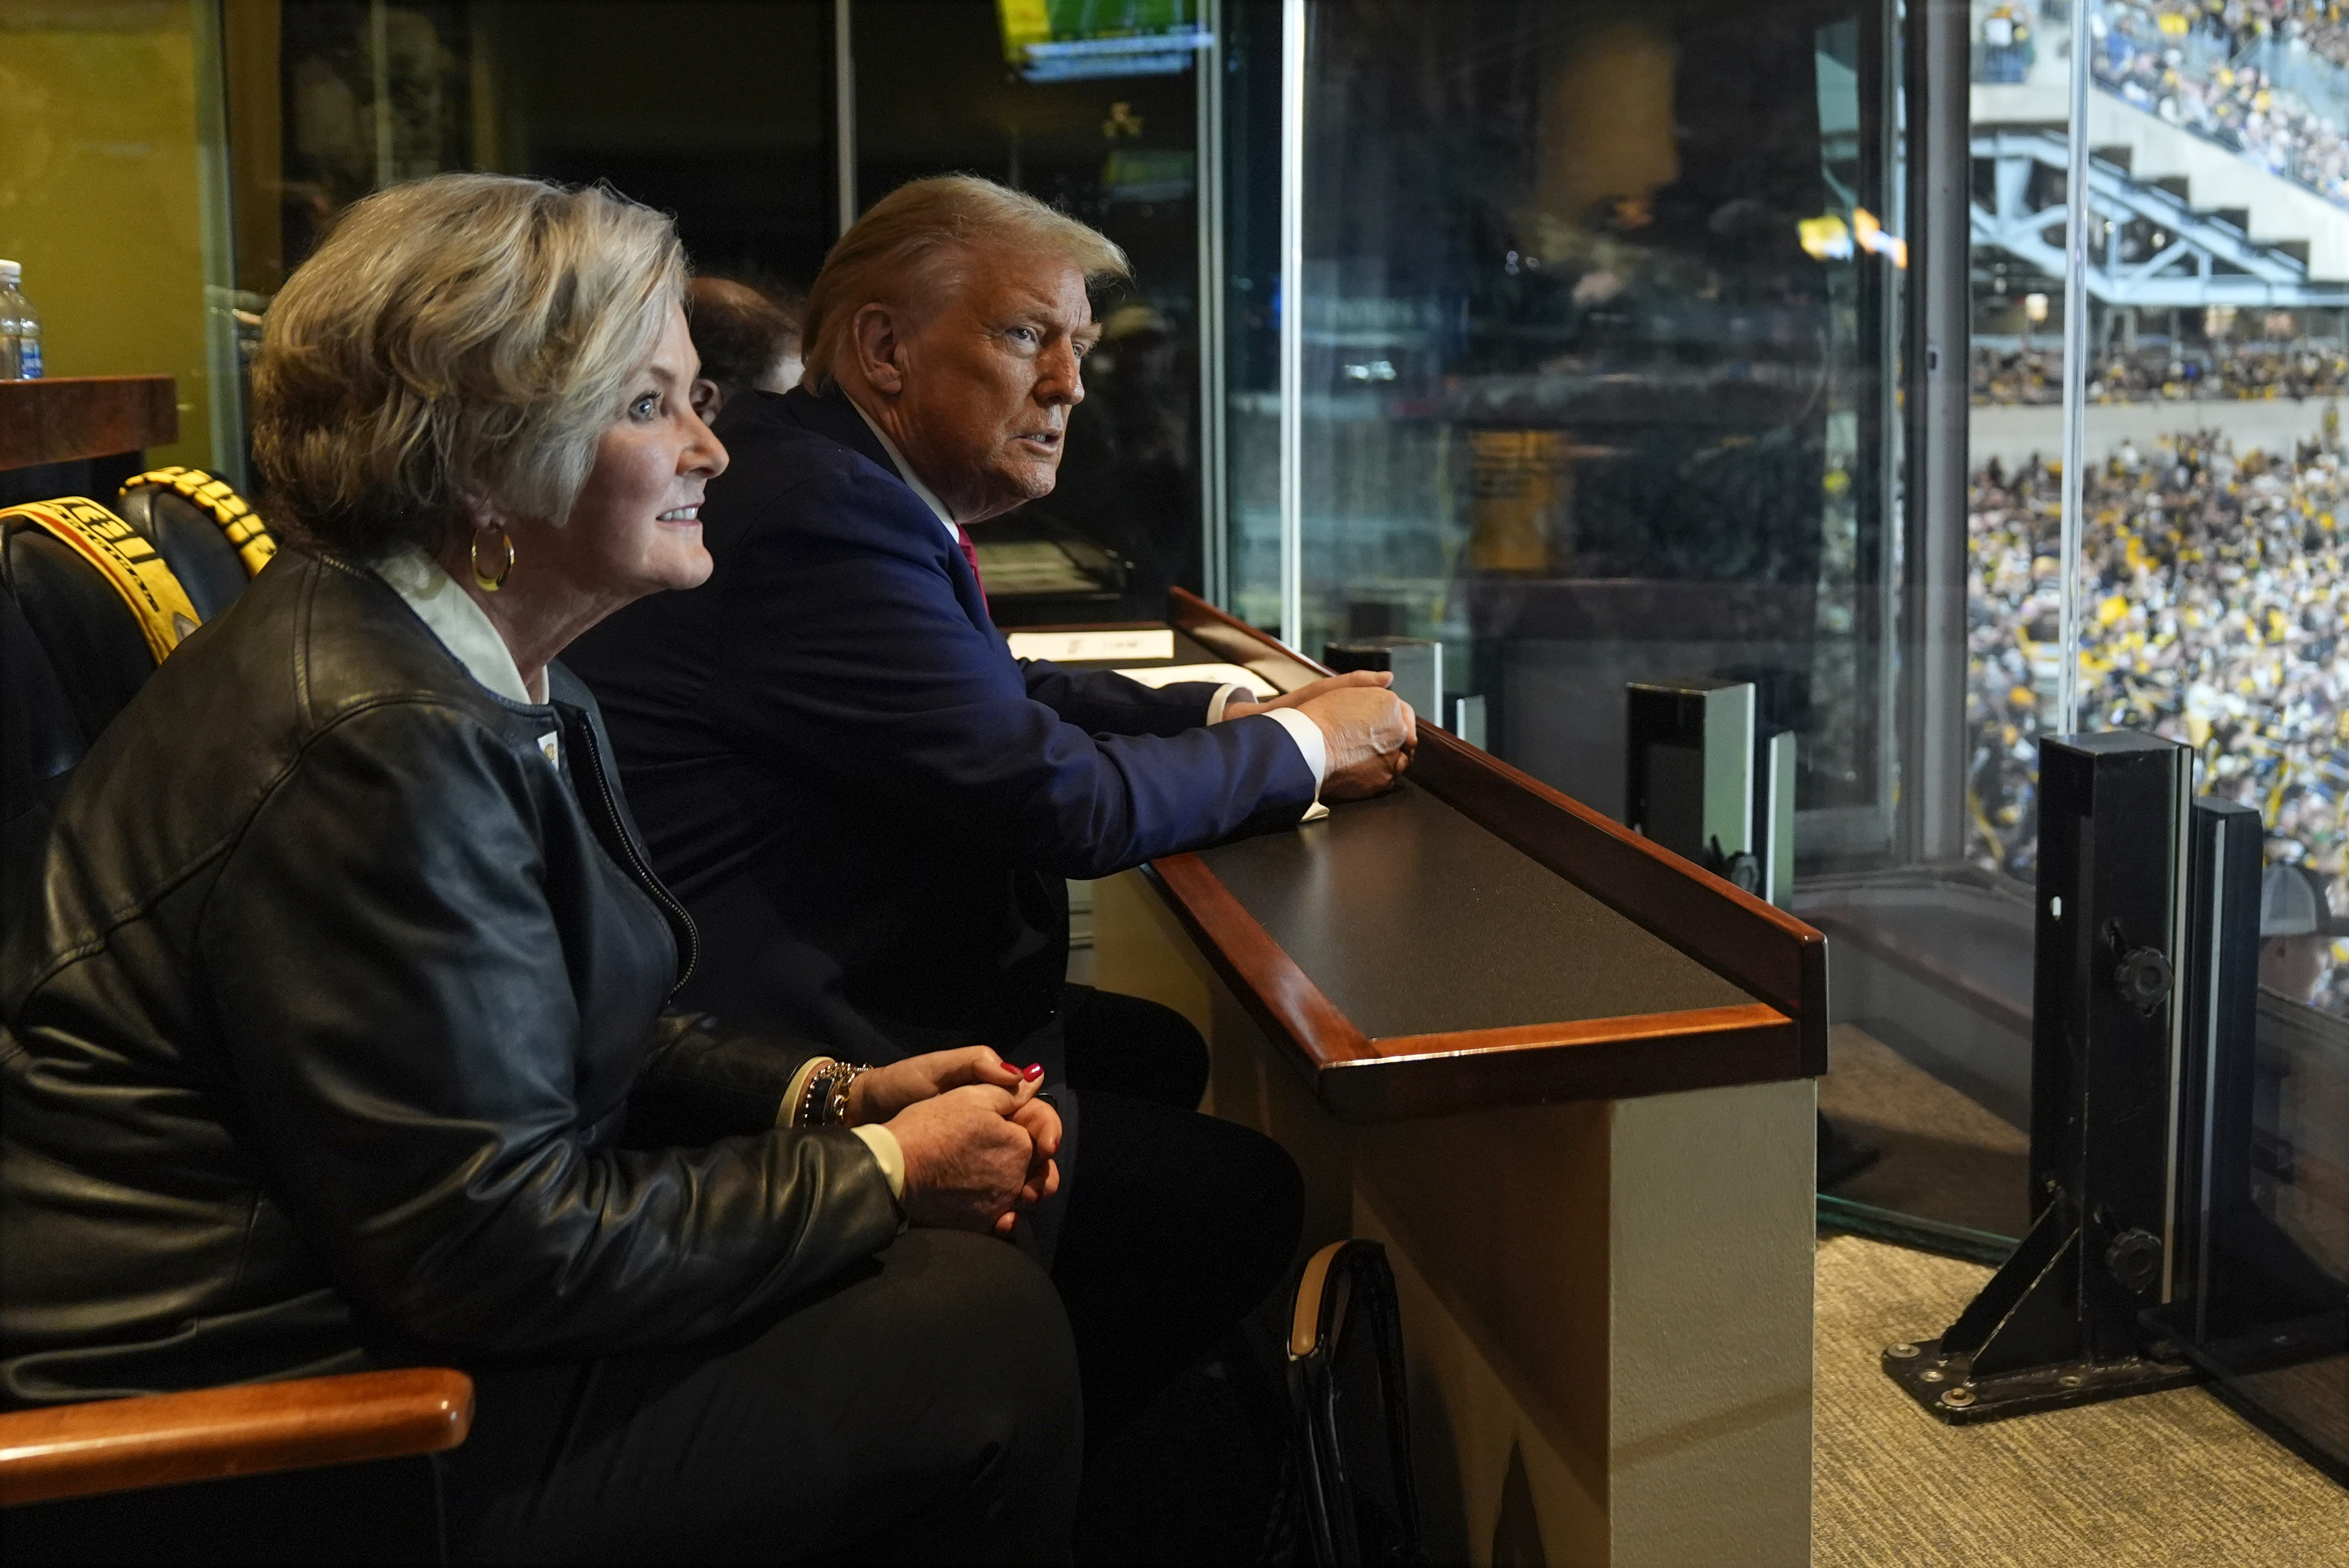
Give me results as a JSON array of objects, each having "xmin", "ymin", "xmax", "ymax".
[{"xmin": 470, "ymin": 523, "xmax": 516, "ymax": 592}]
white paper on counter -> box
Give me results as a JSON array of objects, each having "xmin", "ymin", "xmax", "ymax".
[
  {"xmin": 1006, "ymin": 627, "xmax": 1175, "ymax": 663},
  {"xmin": 1113, "ymin": 662, "xmax": 1279, "ymax": 697}
]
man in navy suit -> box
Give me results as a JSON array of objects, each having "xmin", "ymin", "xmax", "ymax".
[
  {"xmin": 569, "ymin": 176, "xmax": 1413, "ymax": 1081},
  {"xmin": 565, "ymin": 176, "xmax": 1414, "ymax": 1444}
]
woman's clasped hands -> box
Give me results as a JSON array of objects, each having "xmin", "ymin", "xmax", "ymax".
[{"xmin": 847, "ymin": 1048, "xmax": 1060, "ymax": 1236}]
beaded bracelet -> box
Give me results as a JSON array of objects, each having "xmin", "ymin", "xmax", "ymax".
[{"xmin": 795, "ymin": 1062, "xmax": 874, "ymax": 1128}]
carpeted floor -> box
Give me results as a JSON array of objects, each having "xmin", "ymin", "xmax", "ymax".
[{"xmin": 1814, "ymin": 1234, "xmax": 2349, "ymax": 1567}]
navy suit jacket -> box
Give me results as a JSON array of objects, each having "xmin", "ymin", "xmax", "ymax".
[{"xmin": 565, "ymin": 385, "xmax": 1318, "ymax": 1049}]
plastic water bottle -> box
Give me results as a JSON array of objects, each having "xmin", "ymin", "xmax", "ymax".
[{"xmin": 1, "ymin": 261, "xmax": 43, "ymax": 379}]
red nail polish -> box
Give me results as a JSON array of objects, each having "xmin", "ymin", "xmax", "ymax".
[{"xmin": 1024, "ymin": 1063, "xmax": 1045, "ymax": 1081}]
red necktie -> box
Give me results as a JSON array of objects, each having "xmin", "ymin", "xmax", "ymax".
[{"xmin": 956, "ymin": 529, "xmax": 987, "ymax": 600}]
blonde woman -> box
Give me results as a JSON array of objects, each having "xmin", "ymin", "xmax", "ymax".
[{"xmin": 1, "ymin": 174, "xmax": 1078, "ymax": 1561}]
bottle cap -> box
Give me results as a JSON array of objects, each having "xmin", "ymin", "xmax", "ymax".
[{"xmin": 0, "ymin": 260, "xmax": 18, "ymax": 284}]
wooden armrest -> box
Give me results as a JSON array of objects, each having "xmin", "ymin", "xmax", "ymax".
[{"xmin": 0, "ymin": 1368, "xmax": 473, "ymax": 1507}]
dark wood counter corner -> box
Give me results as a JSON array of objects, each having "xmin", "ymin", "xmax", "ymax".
[
  {"xmin": 0, "ymin": 376, "xmax": 178, "ymax": 471},
  {"xmin": 1137, "ymin": 588, "xmax": 1829, "ymax": 1123}
]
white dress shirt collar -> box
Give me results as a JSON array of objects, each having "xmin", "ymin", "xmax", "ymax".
[
  {"xmin": 373, "ymin": 547, "xmax": 546, "ymax": 705},
  {"xmin": 844, "ymin": 395, "xmax": 962, "ymax": 544}
]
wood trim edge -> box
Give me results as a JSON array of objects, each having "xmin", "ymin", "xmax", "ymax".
[
  {"xmin": 0, "ymin": 377, "xmax": 178, "ymax": 472},
  {"xmin": 0, "ymin": 1368, "xmax": 475, "ymax": 1508},
  {"xmin": 1366, "ymin": 1001, "xmax": 1793, "ymax": 1062},
  {"xmin": 1143, "ymin": 854, "xmax": 1372, "ymax": 1083},
  {"xmin": 1322, "ymin": 1012, "xmax": 1806, "ymax": 1123},
  {"xmin": 1165, "ymin": 587, "xmax": 1831, "ymax": 1081},
  {"xmin": 1401, "ymin": 725, "xmax": 1830, "ymax": 1075},
  {"xmin": 1145, "ymin": 855, "xmax": 1811, "ymax": 1120}
]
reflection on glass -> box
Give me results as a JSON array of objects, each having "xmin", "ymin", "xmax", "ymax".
[
  {"xmin": 1274, "ymin": 1, "xmax": 1903, "ymax": 828},
  {"xmin": 1, "ymin": 2, "xmax": 235, "ymax": 479},
  {"xmin": 245, "ymin": 3, "xmax": 1212, "ymax": 622},
  {"xmin": 1229, "ymin": 1, "xmax": 2102, "ymax": 1250},
  {"xmin": 2168, "ymin": 980, "xmax": 2349, "ymax": 1479},
  {"xmin": 271, "ymin": 2, "xmax": 836, "ymax": 281},
  {"xmin": 861, "ymin": 0, "xmax": 1206, "ymax": 622}
]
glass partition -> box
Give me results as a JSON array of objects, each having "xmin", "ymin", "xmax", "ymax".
[
  {"xmin": 2165, "ymin": 928, "xmax": 2349, "ymax": 1477},
  {"xmin": 1220, "ymin": 0, "xmax": 2056, "ymax": 1255},
  {"xmin": 1, "ymin": 0, "xmax": 242, "ymax": 484},
  {"xmin": 216, "ymin": 0, "xmax": 1210, "ymax": 623},
  {"xmin": 854, "ymin": 0, "xmax": 1210, "ymax": 623},
  {"xmin": 1274, "ymin": 0, "xmax": 1909, "ymax": 842},
  {"xmin": 1219, "ymin": 0, "xmax": 2344, "ymax": 1262}
]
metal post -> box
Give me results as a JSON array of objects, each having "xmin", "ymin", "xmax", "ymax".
[
  {"xmin": 192, "ymin": 0, "xmax": 246, "ymax": 488},
  {"xmin": 1197, "ymin": 0, "xmax": 1230, "ymax": 608},
  {"xmin": 834, "ymin": 0, "xmax": 857, "ymax": 234},
  {"xmin": 1885, "ymin": 732, "xmax": 2202, "ymax": 1423},
  {"xmin": 1276, "ymin": 0, "xmax": 1305, "ymax": 649},
  {"xmin": 2058, "ymin": 0, "xmax": 2092, "ymax": 734},
  {"xmin": 370, "ymin": 0, "xmax": 394, "ymax": 191},
  {"xmin": 1906, "ymin": 0, "xmax": 1973, "ymax": 863}
]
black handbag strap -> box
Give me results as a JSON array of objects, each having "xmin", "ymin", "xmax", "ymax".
[{"xmin": 1283, "ymin": 1239, "xmax": 1428, "ymax": 1566}]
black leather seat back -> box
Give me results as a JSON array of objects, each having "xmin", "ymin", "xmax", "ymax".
[
  {"xmin": 1, "ymin": 583, "xmax": 90, "ymax": 941},
  {"xmin": 1, "ymin": 517, "xmax": 162, "ymax": 759},
  {"xmin": 2, "ymin": 508, "xmax": 173, "ymax": 946},
  {"xmin": 113, "ymin": 467, "xmax": 279, "ymax": 622}
]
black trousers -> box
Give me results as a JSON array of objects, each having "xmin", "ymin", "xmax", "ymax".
[
  {"xmin": 438, "ymin": 1230, "xmax": 1082, "ymax": 1564},
  {"xmin": 1049, "ymin": 986, "xmax": 1301, "ymax": 1449},
  {"xmin": 1055, "ymin": 983, "xmax": 1211, "ymax": 1110},
  {"xmin": 433, "ymin": 992, "xmax": 1292, "ymax": 1557}
]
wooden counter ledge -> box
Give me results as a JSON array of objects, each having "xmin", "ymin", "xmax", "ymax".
[
  {"xmin": 0, "ymin": 376, "xmax": 178, "ymax": 471},
  {"xmin": 1123, "ymin": 589, "xmax": 1829, "ymax": 1122}
]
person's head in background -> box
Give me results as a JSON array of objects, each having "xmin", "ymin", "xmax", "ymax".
[
  {"xmin": 2259, "ymin": 862, "xmax": 2342, "ymax": 1003},
  {"xmin": 797, "ymin": 175, "xmax": 1131, "ymax": 526},
  {"xmin": 685, "ymin": 277, "xmax": 804, "ymax": 422}
]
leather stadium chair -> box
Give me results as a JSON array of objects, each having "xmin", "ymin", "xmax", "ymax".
[
  {"xmin": 0, "ymin": 495, "xmax": 195, "ymax": 947},
  {"xmin": 0, "ymin": 473, "xmax": 274, "ymax": 944},
  {"xmin": 111, "ymin": 466, "xmax": 278, "ymax": 622},
  {"xmin": 2, "ymin": 483, "xmax": 474, "ymax": 1563}
]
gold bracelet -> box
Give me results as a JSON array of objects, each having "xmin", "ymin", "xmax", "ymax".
[{"xmin": 825, "ymin": 1065, "xmax": 873, "ymax": 1127}]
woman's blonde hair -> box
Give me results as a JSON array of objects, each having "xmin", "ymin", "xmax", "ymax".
[
  {"xmin": 251, "ymin": 173, "xmax": 685, "ymax": 560},
  {"xmin": 799, "ymin": 175, "xmax": 1131, "ymax": 391}
]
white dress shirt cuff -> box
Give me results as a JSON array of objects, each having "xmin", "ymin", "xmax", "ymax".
[
  {"xmin": 1261, "ymin": 707, "xmax": 1327, "ymax": 785},
  {"xmin": 1205, "ymin": 683, "xmax": 1245, "ymax": 725},
  {"xmin": 849, "ymin": 1125, "xmax": 907, "ymax": 1200},
  {"xmin": 1258, "ymin": 709, "xmax": 1331, "ymax": 820}
]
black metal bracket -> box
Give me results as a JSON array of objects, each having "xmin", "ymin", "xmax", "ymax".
[
  {"xmin": 1881, "ymin": 1202, "xmax": 2199, "ymax": 1422},
  {"xmin": 1882, "ymin": 733, "xmax": 2205, "ymax": 1425}
]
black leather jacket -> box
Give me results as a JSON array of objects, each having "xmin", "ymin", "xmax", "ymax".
[{"xmin": 2, "ymin": 548, "xmax": 900, "ymax": 1405}]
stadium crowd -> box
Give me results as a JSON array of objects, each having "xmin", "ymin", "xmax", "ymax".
[
  {"xmin": 2181, "ymin": 0, "xmax": 2349, "ymax": 73},
  {"xmin": 2095, "ymin": 0, "xmax": 2349, "ymax": 203},
  {"xmin": 1967, "ymin": 421, "xmax": 2348, "ymax": 1012},
  {"xmin": 1973, "ymin": 340, "xmax": 2349, "ymax": 403}
]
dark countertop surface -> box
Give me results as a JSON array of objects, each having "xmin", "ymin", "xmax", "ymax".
[{"xmin": 1195, "ymin": 779, "xmax": 1758, "ymax": 1041}]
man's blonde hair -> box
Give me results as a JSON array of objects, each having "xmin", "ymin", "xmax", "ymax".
[
  {"xmin": 251, "ymin": 173, "xmax": 685, "ymax": 560},
  {"xmin": 799, "ymin": 175, "xmax": 1131, "ymax": 391}
]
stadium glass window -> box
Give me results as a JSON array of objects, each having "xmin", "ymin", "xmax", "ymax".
[
  {"xmin": 181, "ymin": 1, "xmax": 1213, "ymax": 624},
  {"xmin": 1219, "ymin": 0, "xmax": 2343, "ymax": 1261},
  {"xmin": 13, "ymin": 0, "xmax": 2338, "ymax": 1289}
]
